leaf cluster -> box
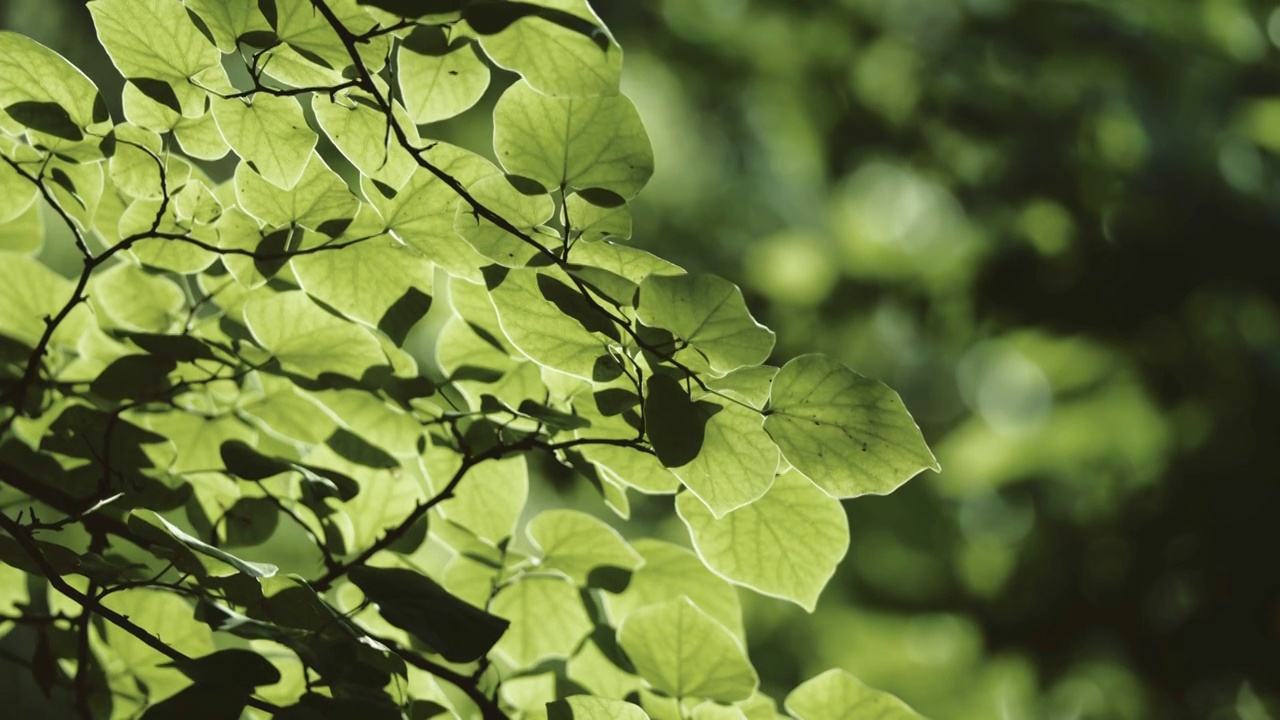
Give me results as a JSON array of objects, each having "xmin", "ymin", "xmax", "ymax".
[{"xmin": 0, "ymin": 1, "xmax": 936, "ymax": 718}]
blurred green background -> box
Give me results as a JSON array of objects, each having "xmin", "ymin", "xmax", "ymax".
[{"xmin": 6, "ymin": 0, "xmax": 1280, "ymax": 718}]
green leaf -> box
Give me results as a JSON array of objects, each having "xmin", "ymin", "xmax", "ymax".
[
  {"xmin": 547, "ymin": 696, "xmax": 650, "ymax": 720},
  {"xmin": 493, "ymin": 80, "xmax": 652, "ymax": 199},
  {"xmin": 0, "ymin": 252, "xmax": 71, "ymax": 346},
  {"xmin": 618, "ymin": 596, "xmax": 757, "ymax": 703},
  {"xmin": 567, "ymin": 191, "xmax": 632, "ymax": 241},
  {"xmin": 0, "ymin": 31, "xmax": 106, "ymax": 138},
  {"xmin": 784, "ymin": 669, "xmax": 925, "ymax": 720},
  {"xmin": 0, "ymin": 199, "xmax": 43, "ymax": 255},
  {"xmin": 364, "ymin": 142, "xmax": 499, "ymax": 281},
  {"xmin": 174, "ymin": 110, "xmax": 231, "ymax": 160},
  {"xmin": 663, "ymin": 392, "xmax": 779, "ymax": 517},
  {"xmin": 604, "ymin": 539, "xmax": 743, "ymax": 641},
  {"xmin": 398, "ymin": 40, "xmax": 491, "ymax": 124},
  {"xmin": 486, "ymin": 265, "xmax": 614, "ymax": 380},
  {"xmin": 243, "ymin": 289, "xmax": 388, "ymax": 378},
  {"xmin": 292, "ymin": 235, "xmax": 434, "ymax": 345},
  {"xmin": 134, "ymin": 510, "xmax": 279, "ymax": 578},
  {"xmin": 569, "ymin": 239, "xmax": 682, "ymax": 284},
  {"xmin": 676, "ymin": 471, "xmax": 848, "ymax": 612},
  {"xmin": 234, "ymin": 151, "xmax": 359, "ymax": 230},
  {"xmin": 185, "ymin": 0, "xmax": 271, "ymax": 52},
  {"xmin": 490, "ymin": 575, "xmax": 593, "ymax": 668},
  {"xmin": 102, "ymin": 589, "xmax": 214, "ymax": 702},
  {"xmin": 90, "ymin": 261, "xmax": 185, "ymax": 332},
  {"xmin": 212, "ymin": 94, "xmax": 318, "ymax": 190},
  {"xmin": 453, "ymin": 174, "xmax": 554, "ymax": 267},
  {"xmin": 88, "ymin": 0, "xmax": 220, "ymax": 117},
  {"xmin": 636, "ymin": 273, "xmax": 775, "ymax": 374},
  {"xmin": 350, "ymin": 565, "xmax": 509, "ymax": 663},
  {"xmin": 475, "ymin": 0, "xmax": 621, "ymax": 98},
  {"xmin": 311, "ymin": 91, "xmax": 418, "ymax": 188},
  {"xmin": 527, "ymin": 509, "xmax": 642, "ymax": 584},
  {"xmin": 436, "ymin": 455, "xmax": 528, "ymax": 544},
  {"xmin": 762, "ymin": 354, "xmax": 939, "ymax": 498}
]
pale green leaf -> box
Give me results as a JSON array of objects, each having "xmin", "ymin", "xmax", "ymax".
[
  {"xmin": 213, "ymin": 94, "xmax": 318, "ymax": 190},
  {"xmin": 763, "ymin": 354, "xmax": 939, "ymax": 498},
  {"xmin": 365, "ymin": 142, "xmax": 500, "ymax": 281},
  {"xmin": 235, "ymin": 151, "xmax": 359, "ymax": 229},
  {"xmin": 0, "ymin": 31, "xmax": 106, "ymax": 137},
  {"xmin": 398, "ymin": 40, "xmax": 490, "ymax": 124},
  {"xmin": 292, "ymin": 234, "xmax": 434, "ymax": 341},
  {"xmin": 312, "ymin": 90, "xmax": 419, "ymax": 187},
  {"xmin": 491, "ymin": 574, "xmax": 592, "ymax": 668},
  {"xmin": 243, "ymin": 289, "xmax": 387, "ymax": 378},
  {"xmin": 453, "ymin": 174, "xmax": 555, "ymax": 267},
  {"xmin": 705, "ymin": 366, "xmax": 777, "ymax": 410},
  {"xmin": 784, "ymin": 669, "xmax": 925, "ymax": 720},
  {"xmin": 637, "ymin": 273, "xmax": 775, "ymax": 374},
  {"xmin": 89, "ymin": 0, "xmax": 220, "ymax": 117},
  {"xmin": 493, "ymin": 80, "xmax": 652, "ymax": 199},
  {"xmin": 486, "ymin": 265, "xmax": 615, "ymax": 380},
  {"xmin": 121, "ymin": 79, "xmax": 179, "ymax": 131},
  {"xmin": 100, "ymin": 589, "xmax": 214, "ymax": 703},
  {"xmin": 108, "ymin": 122, "xmax": 164, "ymax": 199},
  {"xmin": 476, "ymin": 0, "xmax": 621, "ymax": 98},
  {"xmin": 566, "ymin": 638, "xmax": 643, "ymax": 699},
  {"xmin": 604, "ymin": 539, "xmax": 743, "ymax": 641},
  {"xmin": 579, "ymin": 445, "xmax": 680, "ymax": 495},
  {"xmin": 240, "ymin": 379, "xmax": 338, "ymax": 444},
  {"xmin": 437, "ymin": 455, "xmax": 528, "ymax": 544},
  {"xmin": 184, "ymin": 0, "xmax": 270, "ymax": 52},
  {"xmin": 173, "ymin": 110, "xmax": 231, "ymax": 160},
  {"xmin": 121, "ymin": 201, "xmax": 221, "ymax": 274},
  {"xmin": 618, "ymin": 596, "xmax": 757, "ymax": 703},
  {"xmin": 570, "ymin": 239, "xmax": 682, "ymax": 284},
  {"xmin": 309, "ymin": 389, "xmax": 424, "ymax": 456},
  {"xmin": 527, "ymin": 509, "xmax": 641, "ymax": 584},
  {"xmin": 0, "ymin": 252, "xmax": 71, "ymax": 346},
  {"xmin": 90, "ymin": 261, "xmax": 185, "ymax": 333},
  {"xmin": 0, "ymin": 200, "xmax": 43, "ymax": 254},
  {"xmin": 676, "ymin": 471, "xmax": 848, "ymax": 612},
  {"xmin": 567, "ymin": 191, "xmax": 631, "ymax": 242},
  {"xmin": 549, "ymin": 696, "xmax": 650, "ymax": 720},
  {"xmin": 272, "ymin": 0, "xmax": 386, "ymax": 73},
  {"xmin": 0, "ymin": 154, "xmax": 38, "ymax": 225},
  {"xmin": 665, "ymin": 394, "xmax": 779, "ymax": 517}
]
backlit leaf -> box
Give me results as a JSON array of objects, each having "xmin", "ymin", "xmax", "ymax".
[
  {"xmin": 494, "ymin": 80, "xmax": 652, "ymax": 199},
  {"xmin": 763, "ymin": 354, "xmax": 939, "ymax": 498},
  {"xmin": 676, "ymin": 471, "xmax": 848, "ymax": 612},
  {"xmin": 618, "ymin": 597, "xmax": 757, "ymax": 703}
]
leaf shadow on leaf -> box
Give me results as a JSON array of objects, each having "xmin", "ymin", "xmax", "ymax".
[
  {"xmin": 644, "ymin": 374, "xmax": 721, "ymax": 467},
  {"xmin": 536, "ymin": 273, "xmax": 620, "ymax": 341},
  {"xmin": 5, "ymin": 100, "xmax": 83, "ymax": 141},
  {"xmin": 325, "ymin": 427, "xmax": 398, "ymax": 469},
  {"xmin": 128, "ymin": 78, "xmax": 182, "ymax": 115},
  {"xmin": 593, "ymin": 387, "xmax": 638, "ymax": 416},
  {"xmin": 377, "ymin": 286, "xmax": 432, "ymax": 345}
]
